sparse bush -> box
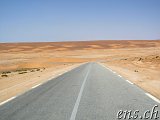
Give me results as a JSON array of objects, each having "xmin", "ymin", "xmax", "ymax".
[
  {"xmin": 1, "ymin": 74, "xmax": 8, "ymax": 77},
  {"xmin": 36, "ymin": 68, "xmax": 40, "ymax": 71},
  {"xmin": 16, "ymin": 68, "xmax": 29, "ymax": 72},
  {"xmin": 22, "ymin": 69, "xmax": 27, "ymax": 71},
  {"xmin": 134, "ymin": 70, "xmax": 138, "ymax": 72},
  {"xmin": 18, "ymin": 71, "xmax": 27, "ymax": 74},
  {"xmin": 2, "ymin": 71, "xmax": 11, "ymax": 74},
  {"xmin": 30, "ymin": 70, "xmax": 35, "ymax": 72},
  {"xmin": 138, "ymin": 58, "xmax": 142, "ymax": 61}
]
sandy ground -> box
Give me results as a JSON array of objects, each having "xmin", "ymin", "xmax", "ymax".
[
  {"xmin": 0, "ymin": 40, "xmax": 160, "ymax": 102},
  {"xmin": 101, "ymin": 47, "xmax": 160, "ymax": 99},
  {"xmin": 0, "ymin": 64, "xmax": 80, "ymax": 102}
]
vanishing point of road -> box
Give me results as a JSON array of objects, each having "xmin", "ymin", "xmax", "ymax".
[{"xmin": 0, "ymin": 62, "xmax": 159, "ymax": 120}]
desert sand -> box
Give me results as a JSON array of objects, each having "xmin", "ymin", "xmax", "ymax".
[{"xmin": 0, "ymin": 40, "xmax": 160, "ymax": 102}]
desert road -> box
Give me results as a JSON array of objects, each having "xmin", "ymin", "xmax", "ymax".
[{"xmin": 0, "ymin": 62, "xmax": 159, "ymax": 120}]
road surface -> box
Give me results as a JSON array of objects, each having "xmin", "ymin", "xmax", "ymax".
[{"xmin": 0, "ymin": 62, "xmax": 159, "ymax": 120}]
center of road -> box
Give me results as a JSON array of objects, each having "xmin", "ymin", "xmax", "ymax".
[{"xmin": 70, "ymin": 65, "xmax": 91, "ymax": 120}]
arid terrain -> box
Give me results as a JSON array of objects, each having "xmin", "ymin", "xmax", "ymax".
[{"xmin": 0, "ymin": 40, "xmax": 160, "ymax": 102}]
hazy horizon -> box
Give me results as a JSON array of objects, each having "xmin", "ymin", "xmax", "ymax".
[
  {"xmin": 1, "ymin": 39, "xmax": 160, "ymax": 44},
  {"xmin": 0, "ymin": 0, "xmax": 160, "ymax": 43}
]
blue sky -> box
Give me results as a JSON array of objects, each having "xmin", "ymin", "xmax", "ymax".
[{"xmin": 0, "ymin": 0, "xmax": 160, "ymax": 42}]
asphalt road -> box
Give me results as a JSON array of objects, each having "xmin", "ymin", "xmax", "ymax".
[{"xmin": 0, "ymin": 62, "xmax": 159, "ymax": 120}]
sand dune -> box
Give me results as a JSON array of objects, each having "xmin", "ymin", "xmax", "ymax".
[{"xmin": 0, "ymin": 40, "xmax": 160, "ymax": 52}]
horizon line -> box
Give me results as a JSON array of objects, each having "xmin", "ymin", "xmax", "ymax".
[{"xmin": 0, "ymin": 39, "xmax": 160, "ymax": 44}]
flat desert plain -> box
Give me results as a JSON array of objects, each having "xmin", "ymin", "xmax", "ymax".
[{"xmin": 0, "ymin": 40, "xmax": 160, "ymax": 102}]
